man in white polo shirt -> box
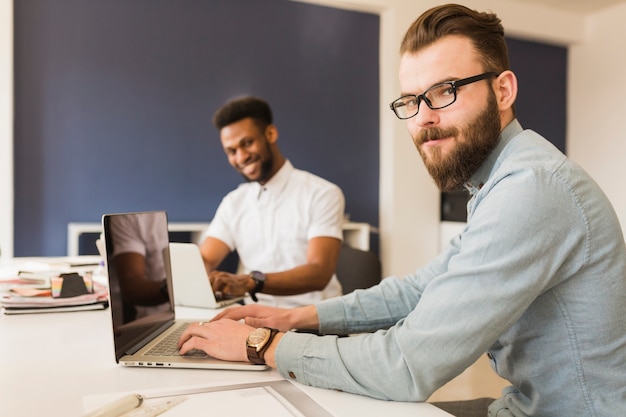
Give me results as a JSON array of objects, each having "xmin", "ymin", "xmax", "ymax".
[{"xmin": 200, "ymin": 96, "xmax": 345, "ymax": 308}]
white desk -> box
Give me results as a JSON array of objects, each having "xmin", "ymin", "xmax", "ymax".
[{"xmin": 0, "ymin": 258, "xmax": 449, "ymax": 417}]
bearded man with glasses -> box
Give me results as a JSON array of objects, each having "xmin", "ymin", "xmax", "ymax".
[{"xmin": 179, "ymin": 5, "xmax": 626, "ymax": 417}]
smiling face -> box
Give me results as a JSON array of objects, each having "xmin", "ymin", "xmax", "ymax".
[
  {"xmin": 399, "ymin": 35, "xmax": 513, "ymax": 191},
  {"xmin": 220, "ymin": 117, "xmax": 279, "ymax": 184}
]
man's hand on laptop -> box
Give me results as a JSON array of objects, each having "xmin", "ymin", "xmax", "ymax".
[
  {"xmin": 208, "ymin": 270, "xmax": 253, "ymax": 298},
  {"xmin": 179, "ymin": 305, "xmax": 319, "ymax": 365},
  {"xmin": 177, "ymin": 319, "xmax": 252, "ymax": 362},
  {"xmin": 211, "ymin": 304, "xmax": 320, "ymax": 333}
]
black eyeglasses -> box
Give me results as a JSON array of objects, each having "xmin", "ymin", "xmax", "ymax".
[{"xmin": 389, "ymin": 72, "xmax": 499, "ymax": 120}]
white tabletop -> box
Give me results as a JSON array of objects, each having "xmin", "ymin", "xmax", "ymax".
[{"xmin": 0, "ymin": 258, "xmax": 451, "ymax": 417}]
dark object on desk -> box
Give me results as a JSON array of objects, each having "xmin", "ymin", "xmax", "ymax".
[
  {"xmin": 336, "ymin": 245, "xmax": 382, "ymax": 294},
  {"xmin": 59, "ymin": 273, "xmax": 90, "ymax": 298}
]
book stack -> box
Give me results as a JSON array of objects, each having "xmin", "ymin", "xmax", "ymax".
[{"xmin": 0, "ymin": 257, "xmax": 109, "ymax": 314}]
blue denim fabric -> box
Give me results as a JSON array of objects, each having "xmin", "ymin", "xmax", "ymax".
[{"xmin": 275, "ymin": 120, "xmax": 626, "ymax": 417}]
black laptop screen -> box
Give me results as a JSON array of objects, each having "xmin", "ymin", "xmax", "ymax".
[{"xmin": 102, "ymin": 211, "xmax": 175, "ymax": 360}]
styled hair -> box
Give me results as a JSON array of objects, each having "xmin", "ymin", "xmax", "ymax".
[
  {"xmin": 400, "ymin": 3, "xmax": 510, "ymax": 74},
  {"xmin": 213, "ymin": 96, "xmax": 273, "ymax": 131}
]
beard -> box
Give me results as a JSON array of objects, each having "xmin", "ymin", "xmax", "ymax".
[
  {"xmin": 414, "ymin": 91, "xmax": 502, "ymax": 192},
  {"xmin": 241, "ymin": 140, "xmax": 274, "ymax": 183},
  {"xmin": 256, "ymin": 153, "xmax": 274, "ymax": 183}
]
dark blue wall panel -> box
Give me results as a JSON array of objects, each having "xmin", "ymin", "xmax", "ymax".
[
  {"xmin": 14, "ymin": 0, "xmax": 380, "ymax": 256},
  {"xmin": 507, "ymin": 38, "xmax": 567, "ymax": 153}
]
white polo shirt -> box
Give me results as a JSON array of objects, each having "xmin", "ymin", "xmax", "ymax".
[{"xmin": 206, "ymin": 160, "xmax": 345, "ymax": 307}]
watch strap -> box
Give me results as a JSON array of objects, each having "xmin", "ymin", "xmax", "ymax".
[
  {"xmin": 249, "ymin": 270, "xmax": 266, "ymax": 302},
  {"xmin": 247, "ymin": 327, "xmax": 279, "ymax": 365}
]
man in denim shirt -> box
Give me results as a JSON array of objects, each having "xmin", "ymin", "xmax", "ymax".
[{"xmin": 178, "ymin": 4, "xmax": 626, "ymax": 416}]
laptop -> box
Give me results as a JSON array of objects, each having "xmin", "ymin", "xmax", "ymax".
[
  {"xmin": 166, "ymin": 242, "xmax": 244, "ymax": 309},
  {"xmin": 102, "ymin": 211, "xmax": 266, "ymax": 370}
]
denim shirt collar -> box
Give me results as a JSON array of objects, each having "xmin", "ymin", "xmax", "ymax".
[{"xmin": 464, "ymin": 119, "xmax": 523, "ymax": 195}]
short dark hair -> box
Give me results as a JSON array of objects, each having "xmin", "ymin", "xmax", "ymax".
[
  {"xmin": 212, "ymin": 96, "xmax": 273, "ymax": 131},
  {"xmin": 400, "ymin": 4, "xmax": 510, "ymax": 74}
]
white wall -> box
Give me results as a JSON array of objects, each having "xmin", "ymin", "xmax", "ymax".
[
  {"xmin": 568, "ymin": 2, "xmax": 626, "ymax": 236},
  {"xmin": 0, "ymin": 0, "xmax": 13, "ymax": 259},
  {"xmin": 3, "ymin": 1, "xmax": 625, "ymax": 275}
]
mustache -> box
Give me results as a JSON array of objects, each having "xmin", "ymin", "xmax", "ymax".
[
  {"xmin": 236, "ymin": 156, "xmax": 259, "ymax": 171},
  {"xmin": 415, "ymin": 127, "xmax": 459, "ymax": 145}
]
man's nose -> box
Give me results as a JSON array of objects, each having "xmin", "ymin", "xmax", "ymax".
[{"xmin": 410, "ymin": 103, "xmax": 440, "ymax": 128}]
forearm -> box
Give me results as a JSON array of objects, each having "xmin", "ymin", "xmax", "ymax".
[
  {"xmin": 290, "ymin": 304, "xmax": 320, "ymax": 330},
  {"xmin": 263, "ymin": 305, "xmax": 320, "ymax": 369},
  {"xmin": 272, "ymin": 330, "xmax": 438, "ymax": 401},
  {"xmin": 261, "ymin": 265, "xmax": 332, "ymax": 295},
  {"xmin": 213, "ymin": 304, "xmax": 320, "ymax": 333},
  {"xmin": 272, "ymin": 299, "xmax": 484, "ymax": 402},
  {"xmin": 210, "ymin": 266, "xmax": 333, "ymax": 299},
  {"xmin": 199, "ymin": 236, "xmax": 230, "ymax": 273},
  {"xmin": 225, "ymin": 305, "xmax": 318, "ymax": 368},
  {"xmin": 316, "ymin": 276, "xmax": 419, "ymax": 334},
  {"xmin": 259, "ymin": 235, "xmax": 340, "ymax": 295},
  {"xmin": 263, "ymin": 333, "xmax": 283, "ymax": 369}
]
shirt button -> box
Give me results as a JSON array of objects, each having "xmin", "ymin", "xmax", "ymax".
[{"xmin": 288, "ymin": 371, "xmax": 297, "ymax": 379}]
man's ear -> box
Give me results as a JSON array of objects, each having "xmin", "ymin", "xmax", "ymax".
[
  {"xmin": 265, "ymin": 124, "xmax": 279, "ymax": 144},
  {"xmin": 495, "ymin": 70, "xmax": 517, "ymax": 111}
]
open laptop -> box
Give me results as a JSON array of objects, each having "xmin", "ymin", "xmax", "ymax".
[
  {"xmin": 101, "ymin": 211, "xmax": 265, "ymax": 370},
  {"xmin": 166, "ymin": 242, "xmax": 244, "ymax": 309}
]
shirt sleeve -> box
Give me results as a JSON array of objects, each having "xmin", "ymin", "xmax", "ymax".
[
  {"xmin": 275, "ymin": 164, "xmax": 588, "ymax": 401},
  {"xmin": 274, "ymin": 248, "xmax": 460, "ymax": 401},
  {"xmin": 306, "ymin": 181, "xmax": 345, "ymax": 241},
  {"xmin": 205, "ymin": 195, "xmax": 236, "ymax": 250}
]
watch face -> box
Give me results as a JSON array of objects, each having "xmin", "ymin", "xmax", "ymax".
[
  {"xmin": 251, "ymin": 271, "xmax": 266, "ymax": 282},
  {"xmin": 247, "ymin": 328, "xmax": 270, "ymax": 349}
]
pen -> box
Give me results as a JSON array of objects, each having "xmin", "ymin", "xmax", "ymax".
[{"xmin": 83, "ymin": 393, "xmax": 143, "ymax": 417}]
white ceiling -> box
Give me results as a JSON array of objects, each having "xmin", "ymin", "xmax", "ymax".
[{"xmin": 510, "ymin": 0, "xmax": 625, "ymax": 13}]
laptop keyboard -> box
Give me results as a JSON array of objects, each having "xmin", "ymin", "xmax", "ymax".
[{"xmin": 144, "ymin": 323, "xmax": 208, "ymax": 358}]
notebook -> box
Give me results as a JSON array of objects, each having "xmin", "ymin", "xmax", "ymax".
[
  {"xmin": 166, "ymin": 242, "xmax": 244, "ymax": 309},
  {"xmin": 101, "ymin": 211, "xmax": 266, "ymax": 370}
]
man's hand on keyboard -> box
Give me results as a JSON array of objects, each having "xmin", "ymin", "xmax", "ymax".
[{"xmin": 177, "ymin": 319, "xmax": 252, "ymax": 362}]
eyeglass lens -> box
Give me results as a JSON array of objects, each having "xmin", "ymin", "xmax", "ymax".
[
  {"xmin": 390, "ymin": 72, "xmax": 498, "ymax": 120},
  {"xmin": 392, "ymin": 83, "xmax": 456, "ymax": 119}
]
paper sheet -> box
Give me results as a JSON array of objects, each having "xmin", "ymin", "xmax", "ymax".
[
  {"xmin": 124, "ymin": 386, "xmax": 303, "ymax": 417},
  {"xmin": 85, "ymin": 380, "xmax": 334, "ymax": 417}
]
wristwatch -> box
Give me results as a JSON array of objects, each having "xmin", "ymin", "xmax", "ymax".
[
  {"xmin": 249, "ymin": 270, "xmax": 266, "ymax": 302},
  {"xmin": 246, "ymin": 327, "xmax": 279, "ymax": 365}
]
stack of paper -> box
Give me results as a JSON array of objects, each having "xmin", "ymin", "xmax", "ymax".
[
  {"xmin": 0, "ymin": 257, "xmax": 109, "ymax": 314},
  {"xmin": 1, "ymin": 290, "xmax": 109, "ymax": 314}
]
